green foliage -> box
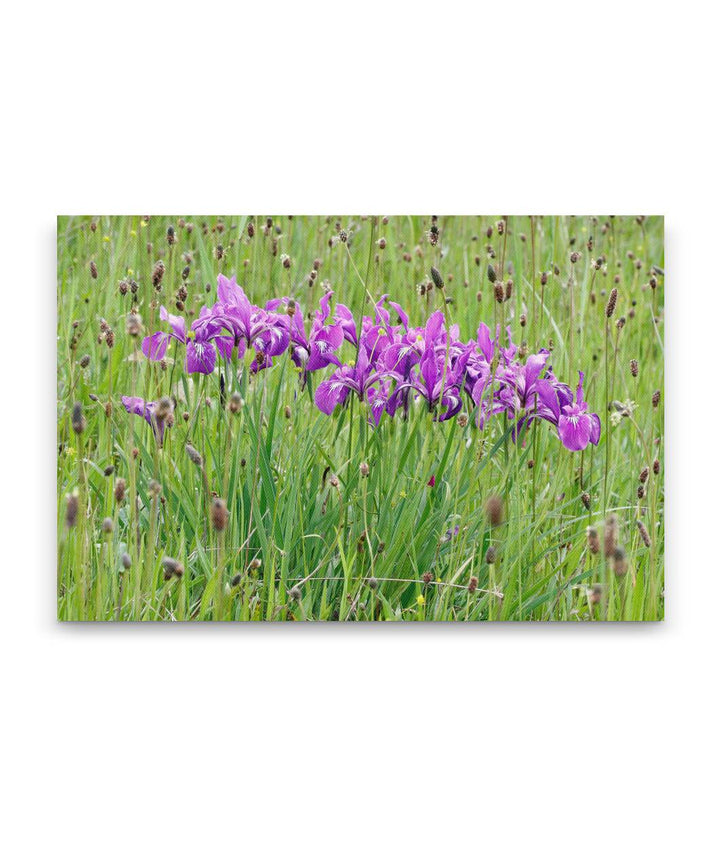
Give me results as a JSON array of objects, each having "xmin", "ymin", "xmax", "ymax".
[{"xmin": 57, "ymin": 215, "xmax": 664, "ymax": 620}]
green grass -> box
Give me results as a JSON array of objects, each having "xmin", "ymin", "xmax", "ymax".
[{"xmin": 57, "ymin": 215, "xmax": 664, "ymax": 621}]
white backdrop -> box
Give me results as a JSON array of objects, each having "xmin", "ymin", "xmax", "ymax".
[{"xmin": 2, "ymin": 2, "xmax": 716, "ymax": 854}]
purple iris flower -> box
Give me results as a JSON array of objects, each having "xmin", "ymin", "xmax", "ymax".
[
  {"xmin": 554, "ymin": 371, "xmax": 601, "ymax": 451},
  {"xmin": 142, "ymin": 306, "xmax": 232, "ymax": 374},
  {"xmin": 315, "ymin": 343, "xmax": 395, "ymax": 415},
  {"xmin": 392, "ymin": 345, "xmax": 470, "ymax": 422},
  {"xmin": 213, "ymin": 274, "xmax": 290, "ymax": 363},
  {"xmin": 267, "ymin": 292, "xmax": 344, "ymax": 376},
  {"xmin": 121, "ymin": 396, "xmax": 171, "ymax": 444}
]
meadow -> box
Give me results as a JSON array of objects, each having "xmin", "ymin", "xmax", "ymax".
[{"xmin": 56, "ymin": 215, "xmax": 664, "ymax": 621}]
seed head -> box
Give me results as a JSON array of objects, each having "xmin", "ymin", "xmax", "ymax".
[
  {"xmin": 185, "ymin": 443, "xmax": 203, "ymax": 466},
  {"xmin": 630, "ymin": 359, "xmax": 639, "ymax": 377},
  {"xmin": 581, "ymin": 492, "xmax": 591, "ymax": 510},
  {"xmin": 430, "ymin": 267, "xmax": 444, "ymax": 289},
  {"xmin": 493, "ymin": 282, "xmax": 505, "ymax": 304},
  {"xmin": 229, "ymin": 392, "xmax": 243, "ymax": 413},
  {"xmin": 121, "ymin": 552, "xmax": 132, "ymax": 571},
  {"xmin": 611, "ymin": 546, "xmax": 628, "ymax": 576},
  {"xmin": 652, "ymin": 390, "xmax": 661, "ymax": 408},
  {"xmin": 367, "ymin": 576, "xmax": 378, "ymax": 590},
  {"xmin": 504, "ymin": 279, "xmax": 513, "ymax": 301},
  {"xmin": 540, "ymin": 271, "xmax": 548, "ymax": 286},
  {"xmin": 485, "ymin": 545, "xmax": 497, "ymax": 564},
  {"xmin": 653, "ymin": 458, "xmax": 660, "ymax": 475},
  {"xmin": 457, "ymin": 412, "xmax": 468, "ymax": 428},
  {"xmin": 90, "ymin": 261, "xmax": 98, "ymax": 279},
  {"xmin": 587, "ymin": 526, "xmax": 600, "ymax": 554},
  {"xmin": 79, "ymin": 354, "xmax": 90, "ymax": 369},
  {"xmin": 605, "ymin": 287, "xmax": 618, "ymax": 318},
  {"xmin": 126, "ymin": 312, "xmax": 142, "ymax": 337},
  {"xmin": 248, "ymin": 557, "xmax": 262, "ymax": 571},
  {"xmin": 468, "ymin": 576, "xmax": 478, "ymax": 593},
  {"xmin": 65, "ymin": 493, "xmax": 79, "ymax": 528},
  {"xmin": 152, "ymin": 261, "xmax": 165, "ymax": 289},
  {"xmin": 604, "ymin": 514, "xmax": 618, "ymax": 557},
  {"xmin": 71, "ymin": 402, "xmax": 86, "ymax": 435},
  {"xmin": 114, "ymin": 478, "xmax": 126, "ymax": 504},
  {"xmin": 359, "ymin": 461, "xmax": 370, "ymax": 478},
  {"xmin": 211, "ymin": 498, "xmax": 229, "ymax": 532},
  {"xmin": 636, "ymin": 519, "xmax": 651, "ymax": 548},
  {"xmin": 161, "ymin": 556, "xmax": 184, "ymax": 580},
  {"xmin": 485, "ymin": 494, "xmax": 504, "ymax": 527},
  {"xmin": 639, "ymin": 466, "xmax": 649, "ymax": 484},
  {"xmin": 487, "ymin": 263, "xmax": 497, "ymax": 283},
  {"xmin": 101, "ymin": 517, "xmax": 114, "ymax": 535}
]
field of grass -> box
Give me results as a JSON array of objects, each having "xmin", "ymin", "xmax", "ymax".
[{"xmin": 56, "ymin": 215, "xmax": 664, "ymax": 621}]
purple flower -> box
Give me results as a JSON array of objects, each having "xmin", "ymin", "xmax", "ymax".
[
  {"xmin": 121, "ymin": 396, "xmax": 171, "ymax": 443},
  {"xmin": 555, "ymin": 371, "xmax": 601, "ymax": 451},
  {"xmin": 213, "ymin": 274, "xmax": 290, "ymax": 363},
  {"xmin": 315, "ymin": 343, "xmax": 394, "ymax": 415},
  {"xmin": 142, "ymin": 306, "xmax": 232, "ymax": 375}
]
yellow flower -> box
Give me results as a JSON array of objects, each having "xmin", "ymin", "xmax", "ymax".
[
  {"xmin": 103, "ymin": 235, "xmax": 110, "ymax": 242},
  {"xmin": 347, "ymin": 359, "xmax": 356, "ymax": 368},
  {"xmin": 416, "ymin": 594, "xmax": 425, "ymax": 606},
  {"xmin": 130, "ymin": 230, "xmax": 137, "ymax": 238},
  {"xmin": 127, "ymin": 268, "xmax": 134, "ymax": 276}
]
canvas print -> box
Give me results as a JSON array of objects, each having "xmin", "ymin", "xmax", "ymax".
[{"xmin": 57, "ymin": 216, "xmax": 664, "ymax": 621}]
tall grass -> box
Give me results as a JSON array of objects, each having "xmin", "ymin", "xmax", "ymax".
[{"xmin": 57, "ymin": 215, "xmax": 664, "ymax": 621}]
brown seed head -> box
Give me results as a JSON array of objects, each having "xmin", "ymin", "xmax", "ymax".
[
  {"xmin": 587, "ymin": 526, "xmax": 600, "ymax": 554},
  {"xmin": 636, "ymin": 519, "xmax": 651, "ymax": 548},
  {"xmin": 65, "ymin": 493, "xmax": 79, "ymax": 528},
  {"xmin": 185, "ymin": 444, "xmax": 203, "ymax": 466},
  {"xmin": 71, "ymin": 402, "xmax": 86, "ymax": 435},
  {"xmin": 604, "ymin": 514, "xmax": 618, "ymax": 557},
  {"xmin": 114, "ymin": 478, "xmax": 126, "ymax": 504},
  {"xmin": 211, "ymin": 498, "xmax": 229, "ymax": 532},
  {"xmin": 605, "ymin": 287, "xmax": 618, "ymax": 318},
  {"xmin": 485, "ymin": 494, "xmax": 504, "ymax": 527}
]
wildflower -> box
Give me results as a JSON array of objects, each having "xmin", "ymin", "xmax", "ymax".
[
  {"xmin": 553, "ymin": 372, "xmax": 601, "ymax": 452},
  {"xmin": 142, "ymin": 305, "xmax": 232, "ymax": 375},
  {"xmin": 121, "ymin": 396, "xmax": 172, "ymax": 444}
]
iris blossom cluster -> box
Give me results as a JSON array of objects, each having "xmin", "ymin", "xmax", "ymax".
[{"xmin": 124, "ymin": 273, "xmax": 600, "ymax": 452}]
